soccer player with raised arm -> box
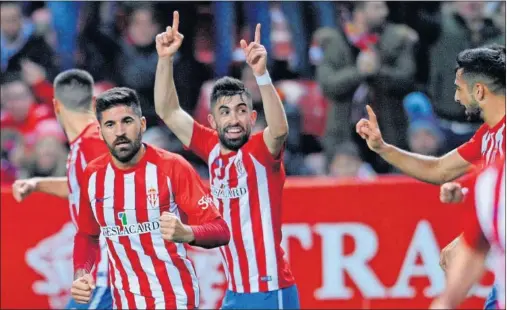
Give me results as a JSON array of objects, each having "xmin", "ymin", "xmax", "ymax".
[
  {"xmin": 71, "ymin": 87, "xmax": 230, "ymax": 309},
  {"xmin": 430, "ymin": 159, "xmax": 505, "ymax": 309},
  {"xmin": 154, "ymin": 11, "xmax": 299, "ymax": 309},
  {"xmin": 12, "ymin": 69, "xmax": 113, "ymax": 309},
  {"xmin": 356, "ymin": 46, "xmax": 505, "ymax": 309}
]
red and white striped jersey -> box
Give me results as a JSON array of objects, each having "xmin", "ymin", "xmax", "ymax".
[
  {"xmin": 78, "ymin": 144, "xmax": 221, "ymax": 308},
  {"xmin": 66, "ymin": 122, "xmax": 110, "ymax": 286},
  {"xmin": 188, "ymin": 121, "xmax": 295, "ymax": 293},
  {"xmin": 463, "ymin": 159, "xmax": 505, "ymax": 308}
]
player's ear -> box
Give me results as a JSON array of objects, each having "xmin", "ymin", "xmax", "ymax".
[
  {"xmin": 207, "ymin": 113, "xmax": 217, "ymax": 130},
  {"xmin": 250, "ymin": 109, "xmax": 257, "ymax": 126},
  {"xmin": 140, "ymin": 116, "xmax": 147, "ymax": 133},
  {"xmin": 474, "ymin": 83, "xmax": 485, "ymax": 101},
  {"xmin": 91, "ymin": 96, "xmax": 97, "ymax": 114},
  {"xmin": 53, "ymin": 98, "xmax": 60, "ymax": 114}
]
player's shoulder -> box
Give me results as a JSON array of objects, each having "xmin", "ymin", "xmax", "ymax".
[
  {"xmin": 83, "ymin": 153, "xmax": 110, "ymax": 177},
  {"xmin": 242, "ymin": 131, "xmax": 265, "ymax": 151},
  {"xmin": 147, "ymin": 144, "xmax": 195, "ymax": 175}
]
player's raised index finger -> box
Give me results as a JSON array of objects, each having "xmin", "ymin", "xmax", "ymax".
[
  {"xmin": 255, "ymin": 23, "xmax": 261, "ymax": 44},
  {"xmin": 172, "ymin": 11, "xmax": 179, "ymax": 33},
  {"xmin": 365, "ymin": 105, "xmax": 378, "ymax": 126}
]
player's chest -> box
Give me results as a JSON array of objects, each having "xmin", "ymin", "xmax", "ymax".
[
  {"xmin": 209, "ymin": 154, "xmax": 259, "ymax": 201},
  {"xmin": 481, "ymin": 126, "xmax": 506, "ymax": 163},
  {"xmin": 90, "ymin": 174, "xmax": 174, "ymax": 228}
]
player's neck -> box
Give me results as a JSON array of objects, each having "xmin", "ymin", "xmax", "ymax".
[
  {"xmin": 219, "ymin": 145, "xmax": 235, "ymax": 155},
  {"xmin": 64, "ymin": 112, "xmax": 97, "ymax": 142},
  {"xmin": 112, "ymin": 144, "xmax": 147, "ymax": 170},
  {"xmin": 483, "ymin": 96, "xmax": 506, "ymax": 128}
]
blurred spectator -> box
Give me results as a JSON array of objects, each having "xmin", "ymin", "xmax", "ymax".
[
  {"xmin": 428, "ymin": 1, "xmax": 503, "ymax": 151},
  {"xmin": 328, "ymin": 142, "xmax": 377, "ymax": 180},
  {"xmin": 0, "ymin": 129, "xmax": 24, "ymax": 184},
  {"xmin": 1, "ymin": 2, "xmax": 56, "ymax": 78},
  {"xmin": 0, "ymin": 73, "xmax": 55, "ymax": 147},
  {"xmin": 404, "ymin": 92, "xmax": 445, "ymax": 156},
  {"xmin": 25, "ymin": 133, "xmax": 67, "ymax": 178},
  {"xmin": 315, "ymin": 1, "xmax": 418, "ymax": 171},
  {"xmin": 79, "ymin": 3, "xmax": 210, "ymax": 124}
]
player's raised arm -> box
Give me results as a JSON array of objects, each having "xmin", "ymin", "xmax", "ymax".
[
  {"xmin": 12, "ymin": 177, "xmax": 69, "ymax": 201},
  {"xmin": 240, "ymin": 24, "xmax": 289, "ymax": 157},
  {"xmin": 154, "ymin": 11, "xmax": 195, "ymax": 147},
  {"xmin": 356, "ymin": 105, "xmax": 471, "ymax": 184}
]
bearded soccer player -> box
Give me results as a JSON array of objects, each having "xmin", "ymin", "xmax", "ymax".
[
  {"xmin": 357, "ymin": 46, "xmax": 505, "ymax": 309},
  {"xmin": 430, "ymin": 159, "xmax": 505, "ymax": 309},
  {"xmin": 12, "ymin": 69, "xmax": 113, "ymax": 309},
  {"xmin": 71, "ymin": 87, "xmax": 230, "ymax": 309},
  {"xmin": 154, "ymin": 11, "xmax": 298, "ymax": 309}
]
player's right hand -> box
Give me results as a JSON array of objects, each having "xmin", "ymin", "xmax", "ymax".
[
  {"xmin": 355, "ymin": 105, "xmax": 386, "ymax": 153},
  {"xmin": 71, "ymin": 273, "xmax": 96, "ymax": 304},
  {"xmin": 440, "ymin": 182, "xmax": 467, "ymax": 204},
  {"xmin": 155, "ymin": 11, "xmax": 184, "ymax": 58},
  {"xmin": 12, "ymin": 178, "xmax": 38, "ymax": 202}
]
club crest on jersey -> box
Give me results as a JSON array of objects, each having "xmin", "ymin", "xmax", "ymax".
[
  {"xmin": 147, "ymin": 187, "xmax": 158, "ymax": 208},
  {"xmin": 235, "ymin": 159, "xmax": 246, "ymax": 176}
]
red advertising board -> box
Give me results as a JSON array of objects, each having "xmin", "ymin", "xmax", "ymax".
[{"xmin": 1, "ymin": 177, "xmax": 491, "ymax": 309}]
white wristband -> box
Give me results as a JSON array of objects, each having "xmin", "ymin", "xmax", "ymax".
[{"xmin": 255, "ymin": 71, "xmax": 272, "ymax": 86}]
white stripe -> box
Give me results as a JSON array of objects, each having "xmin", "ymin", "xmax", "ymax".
[
  {"xmin": 134, "ymin": 293, "xmax": 147, "ymax": 309},
  {"xmin": 68, "ymin": 138, "xmax": 82, "ymax": 226},
  {"xmin": 250, "ymin": 154, "xmax": 279, "ymax": 291},
  {"xmin": 235, "ymin": 151, "xmax": 259, "ymax": 292},
  {"xmin": 108, "ymin": 253, "xmax": 128, "ymax": 308},
  {"xmin": 124, "ymin": 171, "xmax": 163, "ymax": 300},
  {"xmin": 220, "ymin": 157, "xmax": 244, "ymax": 292},
  {"xmin": 95, "ymin": 237, "xmax": 109, "ymax": 287},
  {"xmin": 88, "ymin": 172, "xmax": 98, "ymax": 220},
  {"xmin": 278, "ymin": 289, "xmax": 284, "ymax": 309},
  {"xmin": 475, "ymin": 167, "xmax": 497, "ymax": 241},
  {"xmin": 497, "ymin": 171, "xmax": 505, "ymax": 250},
  {"xmin": 89, "ymin": 286, "xmax": 107, "ymax": 309}
]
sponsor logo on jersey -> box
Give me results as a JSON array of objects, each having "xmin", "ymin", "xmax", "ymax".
[{"xmin": 101, "ymin": 212, "xmax": 160, "ymax": 237}]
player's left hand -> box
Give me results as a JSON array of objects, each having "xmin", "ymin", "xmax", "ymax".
[
  {"xmin": 440, "ymin": 182, "xmax": 467, "ymax": 204},
  {"xmin": 240, "ymin": 23, "xmax": 267, "ymax": 76},
  {"xmin": 160, "ymin": 211, "xmax": 194, "ymax": 243}
]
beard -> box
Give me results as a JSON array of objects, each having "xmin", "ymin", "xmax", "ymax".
[
  {"xmin": 107, "ymin": 132, "xmax": 143, "ymax": 163},
  {"xmin": 464, "ymin": 98, "xmax": 482, "ymax": 122},
  {"xmin": 218, "ymin": 124, "xmax": 251, "ymax": 151}
]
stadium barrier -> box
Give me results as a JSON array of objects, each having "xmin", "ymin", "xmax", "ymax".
[{"xmin": 1, "ymin": 176, "xmax": 491, "ymax": 309}]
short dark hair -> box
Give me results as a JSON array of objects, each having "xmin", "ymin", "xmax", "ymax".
[
  {"xmin": 95, "ymin": 87, "xmax": 142, "ymax": 122},
  {"xmin": 210, "ymin": 77, "xmax": 252, "ymax": 110},
  {"xmin": 1, "ymin": 71, "xmax": 24, "ymax": 86},
  {"xmin": 53, "ymin": 69, "xmax": 94, "ymax": 112},
  {"xmin": 456, "ymin": 47, "xmax": 506, "ymax": 95}
]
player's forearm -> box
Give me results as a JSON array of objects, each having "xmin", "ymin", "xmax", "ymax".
[
  {"xmin": 34, "ymin": 177, "xmax": 69, "ymax": 198},
  {"xmin": 189, "ymin": 218, "xmax": 230, "ymax": 249},
  {"xmin": 378, "ymin": 144, "xmax": 446, "ymax": 184},
  {"xmin": 258, "ymin": 72, "xmax": 289, "ymax": 139},
  {"xmin": 73, "ymin": 232, "xmax": 99, "ymax": 275},
  {"xmin": 154, "ymin": 56, "xmax": 181, "ymax": 122},
  {"xmin": 437, "ymin": 243, "xmax": 487, "ymax": 308}
]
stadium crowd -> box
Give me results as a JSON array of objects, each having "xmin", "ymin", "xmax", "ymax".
[{"xmin": 1, "ymin": 1, "xmax": 505, "ymax": 183}]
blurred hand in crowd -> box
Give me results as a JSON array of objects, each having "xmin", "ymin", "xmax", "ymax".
[{"xmin": 21, "ymin": 59, "xmax": 47, "ymax": 86}]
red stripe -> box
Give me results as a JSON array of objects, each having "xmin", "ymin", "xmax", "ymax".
[
  {"xmin": 227, "ymin": 158, "xmax": 251, "ymax": 292},
  {"xmin": 242, "ymin": 153, "xmax": 268, "ymax": 291},
  {"xmin": 163, "ymin": 174, "xmax": 196, "ymax": 308},
  {"xmin": 109, "ymin": 261, "xmax": 122, "ymax": 309},
  {"xmin": 93, "ymin": 168, "xmax": 134, "ymax": 307},
  {"xmin": 114, "ymin": 171, "xmax": 154, "ymax": 301}
]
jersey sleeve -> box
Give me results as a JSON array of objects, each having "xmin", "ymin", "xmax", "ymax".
[
  {"xmin": 73, "ymin": 167, "xmax": 101, "ymax": 272},
  {"xmin": 187, "ymin": 121, "xmax": 219, "ymax": 162},
  {"xmin": 247, "ymin": 131, "xmax": 285, "ymax": 165},
  {"xmin": 457, "ymin": 127, "xmax": 484, "ymax": 164},
  {"xmin": 172, "ymin": 156, "xmax": 221, "ymax": 225}
]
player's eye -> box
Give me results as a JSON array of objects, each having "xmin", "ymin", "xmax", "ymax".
[
  {"xmin": 105, "ymin": 122, "xmax": 114, "ymax": 128},
  {"xmin": 220, "ymin": 110, "xmax": 229, "ymax": 116}
]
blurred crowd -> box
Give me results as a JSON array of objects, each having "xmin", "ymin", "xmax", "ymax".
[{"xmin": 1, "ymin": 1, "xmax": 505, "ymax": 184}]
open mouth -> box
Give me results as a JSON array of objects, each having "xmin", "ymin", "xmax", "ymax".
[{"xmin": 225, "ymin": 127, "xmax": 244, "ymax": 139}]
